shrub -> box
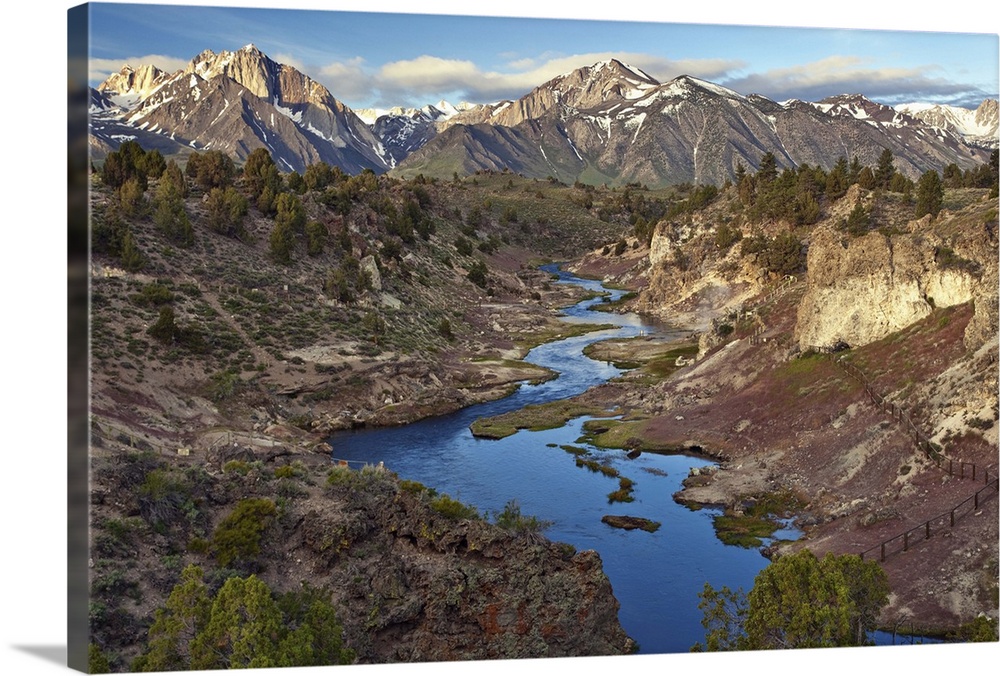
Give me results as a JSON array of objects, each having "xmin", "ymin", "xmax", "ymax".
[
  {"xmin": 131, "ymin": 283, "xmax": 174, "ymax": 307},
  {"xmin": 223, "ymin": 460, "xmax": 251, "ymax": 475},
  {"xmin": 138, "ymin": 468, "xmax": 192, "ymax": 530},
  {"xmin": 399, "ymin": 479, "xmax": 433, "ymax": 495},
  {"xmin": 466, "ymin": 260, "xmax": 488, "ymax": 288},
  {"xmin": 493, "ymin": 499, "xmax": 551, "ymax": 533},
  {"xmin": 715, "ymin": 222, "xmax": 742, "ymax": 250},
  {"xmin": 204, "ymin": 186, "xmax": 248, "ymax": 238},
  {"xmin": 842, "ymin": 203, "xmax": 870, "ymax": 236},
  {"xmin": 429, "ymin": 494, "xmax": 480, "ymax": 520},
  {"xmin": 437, "ymin": 318, "xmax": 454, "ymax": 340},
  {"xmin": 211, "ymin": 498, "xmax": 277, "ymax": 568}
]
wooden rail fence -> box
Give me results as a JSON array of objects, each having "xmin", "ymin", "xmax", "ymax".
[
  {"xmin": 859, "ymin": 478, "xmax": 998, "ymax": 562},
  {"xmin": 832, "ymin": 356, "xmax": 996, "ymax": 486},
  {"xmin": 800, "ymin": 351, "xmax": 998, "ymax": 563}
]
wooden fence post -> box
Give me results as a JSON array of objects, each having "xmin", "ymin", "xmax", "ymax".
[
  {"xmin": 903, "ymin": 532, "xmax": 909, "ymax": 552},
  {"xmin": 881, "ymin": 543, "xmax": 886, "ymax": 562},
  {"xmin": 925, "ymin": 522, "xmax": 931, "ymax": 540}
]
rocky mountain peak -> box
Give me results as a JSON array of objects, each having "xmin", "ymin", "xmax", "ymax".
[
  {"xmin": 662, "ymin": 74, "xmax": 744, "ymax": 101},
  {"xmin": 975, "ymin": 98, "xmax": 998, "ymax": 125},
  {"xmin": 896, "ymin": 98, "xmax": 999, "ymax": 149},
  {"xmin": 544, "ymin": 59, "xmax": 659, "ymax": 108},
  {"xmin": 98, "ymin": 63, "xmax": 168, "ymax": 99},
  {"xmin": 816, "ymin": 93, "xmax": 907, "ymax": 125}
]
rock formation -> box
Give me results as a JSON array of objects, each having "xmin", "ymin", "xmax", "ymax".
[{"xmin": 795, "ymin": 202, "xmax": 998, "ymax": 351}]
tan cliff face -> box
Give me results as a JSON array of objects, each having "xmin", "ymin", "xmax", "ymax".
[{"xmin": 794, "ymin": 209, "xmax": 997, "ymax": 352}]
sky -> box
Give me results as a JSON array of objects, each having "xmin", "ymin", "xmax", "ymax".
[{"xmin": 83, "ymin": 0, "xmax": 999, "ymax": 112}]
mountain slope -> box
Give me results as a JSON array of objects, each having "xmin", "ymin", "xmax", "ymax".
[
  {"xmin": 394, "ymin": 62, "xmax": 995, "ymax": 187},
  {"xmin": 94, "ymin": 45, "xmax": 391, "ymax": 172},
  {"xmin": 90, "ymin": 49, "xmax": 996, "ymax": 186},
  {"xmin": 897, "ymin": 99, "xmax": 999, "ymax": 149}
]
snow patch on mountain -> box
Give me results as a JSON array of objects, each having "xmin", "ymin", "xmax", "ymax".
[
  {"xmin": 273, "ymin": 97, "xmax": 303, "ymax": 123},
  {"xmin": 897, "ymin": 101, "xmax": 998, "ymax": 140}
]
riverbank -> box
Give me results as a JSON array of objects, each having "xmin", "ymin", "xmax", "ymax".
[{"xmin": 557, "ymin": 284, "xmax": 997, "ymax": 636}]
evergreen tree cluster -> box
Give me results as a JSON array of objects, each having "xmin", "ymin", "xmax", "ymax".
[
  {"xmin": 131, "ymin": 565, "xmax": 354, "ymax": 671},
  {"xmin": 734, "ymin": 148, "xmax": 924, "ymax": 226}
]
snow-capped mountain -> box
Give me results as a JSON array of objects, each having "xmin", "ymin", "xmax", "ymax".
[
  {"xmin": 92, "ymin": 44, "xmax": 392, "ymax": 173},
  {"xmin": 89, "ymin": 48, "xmax": 996, "ymax": 187},
  {"xmin": 395, "ymin": 61, "xmax": 995, "ymax": 186},
  {"xmin": 362, "ymin": 102, "xmax": 466, "ymax": 163},
  {"xmin": 897, "ymin": 100, "xmax": 999, "ymax": 149}
]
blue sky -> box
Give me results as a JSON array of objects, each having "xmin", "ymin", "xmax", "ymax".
[{"xmin": 84, "ymin": 1, "xmax": 999, "ymax": 111}]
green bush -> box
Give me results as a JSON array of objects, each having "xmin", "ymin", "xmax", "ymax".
[
  {"xmin": 695, "ymin": 550, "xmax": 889, "ymax": 651},
  {"xmin": 429, "ymin": 494, "xmax": 480, "ymax": 520},
  {"xmin": 274, "ymin": 465, "xmax": 296, "ymax": 479},
  {"xmin": 714, "ymin": 222, "xmax": 743, "ymax": 250},
  {"xmin": 493, "ymin": 499, "xmax": 551, "ymax": 533},
  {"xmin": 138, "ymin": 469, "xmax": 192, "ymax": 530},
  {"xmin": 211, "ymin": 498, "xmax": 277, "ymax": 568},
  {"xmin": 223, "ymin": 460, "xmax": 251, "ymax": 475}
]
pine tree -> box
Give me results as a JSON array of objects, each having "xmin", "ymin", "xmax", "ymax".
[
  {"xmin": 120, "ymin": 228, "xmax": 145, "ymax": 271},
  {"xmin": 243, "ymin": 148, "xmax": 283, "ymax": 199},
  {"xmin": 117, "ymin": 177, "xmax": 146, "ymax": 218},
  {"xmin": 153, "ymin": 163, "xmax": 193, "ymax": 245},
  {"xmin": 189, "ymin": 576, "xmax": 284, "ymax": 670},
  {"xmin": 825, "ymin": 157, "xmax": 850, "ymax": 200},
  {"xmin": 914, "ymin": 169, "xmax": 944, "ymax": 219},
  {"xmin": 874, "ymin": 148, "xmax": 895, "ymax": 189},
  {"xmin": 147, "ymin": 306, "xmax": 178, "ymax": 344},
  {"xmin": 133, "ymin": 565, "xmax": 211, "ymax": 672},
  {"xmin": 275, "ymin": 192, "xmax": 306, "ymax": 234},
  {"xmin": 757, "ymin": 152, "xmax": 778, "ymax": 185},
  {"xmin": 270, "ymin": 218, "xmax": 295, "ymax": 264},
  {"xmin": 136, "ymin": 569, "xmax": 355, "ymax": 671},
  {"xmin": 848, "ymin": 155, "xmax": 863, "ymax": 185},
  {"xmin": 205, "ymin": 186, "xmax": 248, "ymax": 237},
  {"xmin": 305, "ymin": 220, "xmax": 327, "ymax": 255},
  {"xmin": 187, "ymin": 150, "xmax": 235, "ymax": 191}
]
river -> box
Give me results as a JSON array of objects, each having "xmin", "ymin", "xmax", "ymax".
[{"xmin": 329, "ymin": 264, "xmax": 794, "ymax": 654}]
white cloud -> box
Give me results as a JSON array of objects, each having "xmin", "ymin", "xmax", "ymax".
[
  {"xmin": 318, "ymin": 57, "xmax": 373, "ymax": 105},
  {"xmin": 271, "ymin": 52, "xmax": 306, "ymax": 74},
  {"xmin": 315, "ymin": 51, "xmax": 745, "ymax": 109},
  {"xmin": 722, "ymin": 56, "xmax": 983, "ymax": 106}
]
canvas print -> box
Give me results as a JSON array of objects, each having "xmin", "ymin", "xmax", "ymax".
[{"xmin": 68, "ymin": 1, "xmax": 999, "ymax": 673}]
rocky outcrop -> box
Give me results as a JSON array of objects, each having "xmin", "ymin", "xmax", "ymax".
[
  {"xmin": 638, "ymin": 216, "xmax": 761, "ymax": 330},
  {"xmin": 795, "ymin": 207, "xmax": 997, "ymax": 351},
  {"xmin": 304, "ymin": 470, "xmax": 636, "ymax": 662}
]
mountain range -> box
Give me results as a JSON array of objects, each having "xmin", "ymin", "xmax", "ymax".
[{"xmin": 90, "ymin": 46, "xmax": 998, "ymax": 186}]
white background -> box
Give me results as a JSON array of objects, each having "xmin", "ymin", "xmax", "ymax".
[{"xmin": 1, "ymin": 1, "xmax": 997, "ymax": 674}]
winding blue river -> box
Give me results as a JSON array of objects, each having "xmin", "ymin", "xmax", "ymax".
[{"xmin": 329, "ymin": 265, "xmax": 785, "ymax": 654}]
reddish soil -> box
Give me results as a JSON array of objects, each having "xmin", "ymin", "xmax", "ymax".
[{"xmin": 578, "ymin": 285, "xmax": 998, "ymax": 635}]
